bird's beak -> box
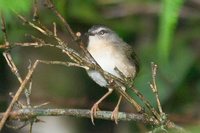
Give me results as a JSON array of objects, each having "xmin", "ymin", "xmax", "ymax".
[{"xmin": 85, "ymin": 32, "xmax": 95, "ymax": 36}]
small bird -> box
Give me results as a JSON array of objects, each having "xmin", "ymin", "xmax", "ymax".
[{"xmin": 85, "ymin": 25, "xmax": 139, "ymax": 124}]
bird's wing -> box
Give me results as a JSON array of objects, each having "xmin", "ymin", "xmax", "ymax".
[{"xmin": 123, "ymin": 44, "xmax": 140, "ymax": 75}]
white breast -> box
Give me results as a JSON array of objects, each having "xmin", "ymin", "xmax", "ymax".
[
  {"xmin": 86, "ymin": 36, "xmax": 136, "ymax": 87},
  {"xmin": 87, "ymin": 39, "xmax": 120, "ymax": 77}
]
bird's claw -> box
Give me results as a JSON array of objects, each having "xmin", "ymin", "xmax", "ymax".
[
  {"xmin": 111, "ymin": 106, "xmax": 119, "ymax": 124},
  {"xmin": 90, "ymin": 103, "xmax": 100, "ymax": 125}
]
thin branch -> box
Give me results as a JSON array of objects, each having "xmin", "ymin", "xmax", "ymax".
[
  {"xmin": 53, "ymin": 22, "xmax": 57, "ymax": 37},
  {"xmin": 0, "ymin": 13, "xmax": 8, "ymax": 43},
  {"xmin": 0, "ymin": 44, "xmax": 10, "ymax": 49},
  {"xmin": 37, "ymin": 60, "xmax": 89, "ymax": 70},
  {"xmin": 14, "ymin": 12, "xmax": 84, "ymax": 64},
  {"xmin": 14, "ymin": 11, "xmax": 48, "ymax": 36},
  {"xmin": 45, "ymin": 0, "xmax": 77, "ymax": 40},
  {"xmin": 129, "ymin": 85, "xmax": 161, "ymax": 122},
  {"xmin": 3, "ymin": 52, "xmax": 22, "ymax": 83},
  {"xmin": 32, "ymin": 0, "xmax": 39, "ymax": 21},
  {"xmin": 150, "ymin": 62, "xmax": 163, "ymax": 115},
  {"xmin": 14, "ymin": 42, "xmax": 54, "ymax": 47}
]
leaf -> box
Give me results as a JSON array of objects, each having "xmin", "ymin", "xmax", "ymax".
[{"xmin": 157, "ymin": 0, "xmax": 184, "ymax": 63}]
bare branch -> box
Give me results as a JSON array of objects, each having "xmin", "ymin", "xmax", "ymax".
[
  {"xmin": 0, "ymin": 108, "xmax": 186, "ymax": 132},
  {"xmin": 53, "ymin": 22, "xmax": 57, "ymax": 37},
  {"xmin": 0, "ymin": 13, "xmax": 8, "ymax": 43},
  {"xmin": 1, "ymin": 108, "xmax": 156, "ymax": 125},
  {"xmin": 32, "ymin": 0, "xmax": 39, "ymax": 21},
  {"xmin": 150, "ymin": 62, "xmax": 163, "ymax": 116},
  {"xmin": 3, "ymin": 52, "xmax": 22, "ymax": 83}
]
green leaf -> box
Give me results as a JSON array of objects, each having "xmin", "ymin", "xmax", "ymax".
[{"xmin": 157, "ymin": 0, "xmax": 184, "ymax": 63}]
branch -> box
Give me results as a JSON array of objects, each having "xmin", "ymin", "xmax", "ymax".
[
  {"xmin": 0, "ymin": 108, "xmax": 186, "ymax": 132},
  {"xmin": 0, "ymin": 108, "xmax": 157, "ymax": 125}
]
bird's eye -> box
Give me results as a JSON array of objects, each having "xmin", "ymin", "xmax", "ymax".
[{"xmin": 99, "ymin": 30, "xmax": 105, "ymax": 35}]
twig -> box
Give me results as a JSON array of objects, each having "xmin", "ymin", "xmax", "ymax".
[
  {"xmin": 53, "ymin": 22, "xmax": 57, "ymax": 37},
  {"xmin": 25, "ymin": 60, "xmax": 34, "ymax": 107},
  {"xmin": 129, "ymin": 85, "xmax": 161, "ymax": 122},
  {"xmin": 0, "ymin": 13, "xmax": 8, "ymax": 43},
  {"xmin": 37, "ymin": 60, "xmax": 89, "ymax": 70},
  {"xmin": 150, "ymin": 62, "xmax": 163, "ymax": 115},
  {"xmin": 14, "ymin": 42, "xmax": 54, "ymax": 47},
  {"xmin": 3, "ymin": 52, "xmax": 22, "ymax": 83},
  {"xmin": 14, "ymin": 12, "xmax": 84, "ymax": 64},
  {"xmin": 14, "ymin": 11, "xmax": 48, "ymax": 36},
  {"xmin": 32, "ymin": 0, "xmax": 39, "ymax": 21},
  {"xmin": 0, "ymin": 44, "xmax": 10, "ymax": 49},
  {"xmin": 45, "ymin": 0, "xmax": 77, "ymax": 40}
]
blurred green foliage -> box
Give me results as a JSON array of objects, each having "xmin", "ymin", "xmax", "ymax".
[
  {"xmin": 0, "ymin": 0, "xmax": 31, "ymax": 18},
  {"xmin": 157, "ymin": 0, "xmax": 184, "ymax": 63}
]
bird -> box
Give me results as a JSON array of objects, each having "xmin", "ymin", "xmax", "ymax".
[{"xmin": 84, "ymin": 25, "xmax": 140, "ymax": 125}]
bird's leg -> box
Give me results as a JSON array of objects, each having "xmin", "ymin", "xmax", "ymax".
[
  {"xmin": 111, "ymin": 95, "xmax": 122, "ymax": 124},
  {"xmin": 90, "ymin": 88, "xmax": 113, "ymax": 125}
]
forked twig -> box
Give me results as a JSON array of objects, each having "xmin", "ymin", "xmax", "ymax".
[
  {"xmin": 149, "ymin": 62, "xmax": 167, "ymax": 126},
  {"xmin": 150, "ymin": 62, "xmax": 163, "ymax": 115}
]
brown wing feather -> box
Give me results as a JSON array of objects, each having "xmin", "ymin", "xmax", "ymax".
[{"xmin": 123, "ymin": 44, "xmax": 140, "ymax": 76}]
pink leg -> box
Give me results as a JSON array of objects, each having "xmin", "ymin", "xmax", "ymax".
[{"xmin": 90, "ymin": 88, "xmax": 113, "ymax": 125}]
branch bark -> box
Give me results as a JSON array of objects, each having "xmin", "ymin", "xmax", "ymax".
[
  {"xmin": 0, "ymin": 108, "xmax": 186, "ymax": 132},
  {"xmin": 0, "ymin": 108, "xmax": 158, "ymax": 125}
]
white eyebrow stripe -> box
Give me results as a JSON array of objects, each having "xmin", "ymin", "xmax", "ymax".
[{"xmin": 95, "ymin": 27, "xmax": 106, "ymax": 33}]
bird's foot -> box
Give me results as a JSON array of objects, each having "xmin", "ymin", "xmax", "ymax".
[
  {"xmin": 90, "ymin": 103, "xmax": 100, "ymax": 125},
  {"xmin": 111, "ymin": 106, "xmax": 119, "ymax": 124}
]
